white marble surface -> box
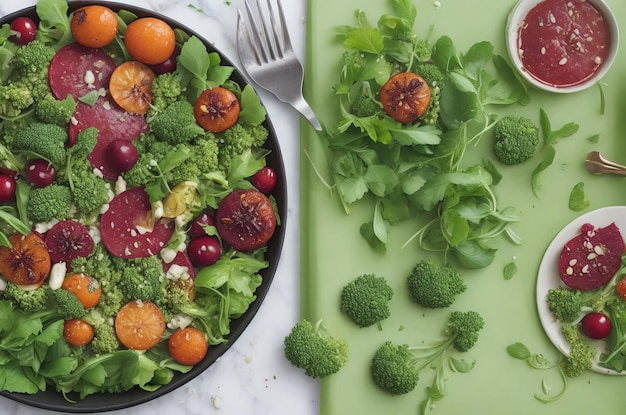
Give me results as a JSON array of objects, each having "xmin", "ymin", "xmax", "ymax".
[{"xmin": 0, "ymin": 0, "xmax": 317, "ymax": 414}]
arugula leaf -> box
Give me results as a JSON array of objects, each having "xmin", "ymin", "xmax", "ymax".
[
  {"xmin": 568, "ymin": 181, "xmax": 590, "ymax": 211},
  {"xmin": 238, "ymin": 84, "xmax": 267, "ymax": 125},
  {"xmin": 35, "ymin": 0, "xmax": 73, "ymax": 49}
]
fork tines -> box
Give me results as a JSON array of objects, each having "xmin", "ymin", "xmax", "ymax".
[{"xmin": 240, "ymin": 0, "xmax": 291, "ymax": 65}]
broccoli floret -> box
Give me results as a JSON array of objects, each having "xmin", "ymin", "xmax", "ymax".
[
  {"xmin": 53, "ymin": 288, "xmax": 87, "ymax": 320},
  {"xmin": 407, "ymin": 259, "xmax": 466, "ymax": 308},
  {"xmin": 415, "ymin": 62, "xmax": 446, "ymax": 90},
  {"xmin": 90, "ymin": 323, "xmax": 121, "ymax": 354},
  {"xmin": 340, "ymin": 273, "xmax": 393, "ymax": 328},
  {"xmin": 413, "ymin": 39, "xmax": 432, "ymax": 63},
  {"xmin": 561, "ymin": 323, "xmax": 595, "ymax": 377},
  {"xmin": 12, "ymin": 122, "xmax": 67, "ymax": 168},
  {"xmin": 2, "ymin": 282, "xmax": 51, "ymax": 313},
  {"xmin": 370, "ymin": 311, "xmax": 484, "ymax": 396},
  {"xmin": 34, "ymin": 93, "xmax": 77, "ymax": 126},
  {"xmin": 118, "ymin": 256, "xmax": 165, "ymax": 303},
  {"xmin": 217, "ymin": 122, "xmax": 269, "ymax": 173},
  {"xmin": 493, "ymin": 115, "xmax": 539, "ymax": 165},
  {"xmin": 149, "ymin": 72, "xmax": 185, "ymax": 114},
  {"xmin": 350, "ymin": 92, "xmax": 380, "ymax": 118},
  {"xmin": 8, "ymin": 40, "xmax": 55, "ymax": 102},
  {"xmin": 27, "ymin": 183, "xmax": 72, "ymax": 223},
  {"xmin": 166, "ymin": 135, "xmax": 220, "ymax": 186},
  {"xmin": 283, "ymin": 319, "xmax": 349, "ymax": 378},
  {"xmin": 122, "ymin": 152, "xmax": 157, "ymax": 188},
  {"xmin": 70, "ymin": 160, "xmax": 110, "ymax": 219},
  {"xmin": 547, "ymin": 287, "xmax": 585, "ymax": 323},
  {"xmin": 0, "ymin": 83, "xmax": 34, "ymax": 118},
  {"xmin": 149, "ymin": 100, "xmax": 205, "ymax": 145}
]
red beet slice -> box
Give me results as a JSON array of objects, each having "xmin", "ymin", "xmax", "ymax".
[
  {"xmin": 100, "ymin": 187, "xmax": 175, "ymax": 258},
  {"xmin": 45, "ymin": 219, "xmax": 94, "ymax": 263},
  {"xmin": 68, "ymin": 95, "xmax": 147, "ymax": 178},
  {"xmin": 216, "ymin": 189, "xmax": 276, "ymax": 251},
  {"xmin": 48, "ymin": 43, "xmax": 116, "ymax": 100},
  {"xmin": 163, "ymin": 250, "xmax": 196, "ymax": 279},
  {"xmin": 558, "ymin": 222, "xmax": 625, "ymax": 291}
]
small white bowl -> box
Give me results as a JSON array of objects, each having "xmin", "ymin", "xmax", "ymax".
[{"xmin": 506, "ymin": 0, "xmax": 619, "ymax": 93}]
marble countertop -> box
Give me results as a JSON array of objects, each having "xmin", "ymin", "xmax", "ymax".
[{"xmin": 0, "ymin": 0, "xmax": 317, "ymax": 414}]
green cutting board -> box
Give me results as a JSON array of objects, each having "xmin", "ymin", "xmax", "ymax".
[{"xmin": 300, "ymin": 0, "xmax": 626, "ymax": 414}]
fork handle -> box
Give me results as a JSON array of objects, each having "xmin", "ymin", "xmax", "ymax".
[{"xmin": 291, "ymin": 95, "xmax": 322, "ymax": 131}]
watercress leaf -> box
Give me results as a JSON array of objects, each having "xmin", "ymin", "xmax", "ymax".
[
  {"xmin": 550, "ymin": 122, "xmax": 579, "ymax": 143},
  {"xmin": 432, "ymin": 35, "xmax": 461, "ymax": 72},
  {"xmin": 441, "ymin": 208, "xmax": 470, "ymax": 247},
  {"xmin": 382, "ymin": 38, "xmax": 414, "ymax": 64},
  {"xmin": 343, "ymin": 27, "xmax": 385, "ymax": 54},
  {"xmin": 401, "ymin": 170, "xmax": 428, "ymax": 195},
  {"xmin": 439, "ymin": 83, "xmax": 479, "ymax": 129},
  {"xmin": 414, "ymin": 172, "xmax": 482, "ymax": 211},
  {"xmin": 361, "ymin": 53, "xmax": 392, "ymax": 85},
  {"xmin": 227, "ymin": 148, "xmax": 266, "ymax": 183},
  {"xmin": 360, "ymin": 220, "xmax": 387, "ymax": 253},
  {"xmin": 531, "ymin": 145, "xmax": 556, "ymax": 197},
  {"xmin": 207, "ymin": 63, "xmax": 235, "ymax": 88},
  {"xmin": 503, "ymin": 261, "xmax": 517, "ymax": 280},
  {"xmin": 539, "ymin": 108, "xmax": 551, "ymax": 144},
  {"xmin": 35, "ymin": 0, "xmax": 73, "ymax": 48},
  {"xmin": 452, "ymin": 239, "xmax": 496, "ymax": 269},
  {"xmin": 449, "ymin": 357, "xmax": 476, "ymax": 373},
  {"xmin": 448, "ymin": 71, "xmax": 478, "ymax": 94},
  {"xmin": 380, "ymin": 192, "xmax": 411, "ymax": 223},
  {"xmin": 488, "ymin": 55, "xmax": 530, "ymax": 105},
  {"xmin": 372, "ymin": 200, "xmax": 388, "ymax": 244},
  {"xmin": 365, "ymin": 164, "xmax": 398, "ymax": 197},
  {"xmin": 568, "ymin": 181, "xmax": 590, "ymax": 211},
  {"xmin": 482, "ymin": 158, "xmax": 502, "ymax": 185},
  {"xmin": 336, "ymin": 175, "xmax": 369, "ymax": 204},
  {"xmin": 239, "ymin": 84, "xmax": 267, "ymax": 125},
  {"xmin": 390, "ymin": 0, "xmax": 417, "ymax": 25},
  {"xmin": 506, "ymin": 342, "xmax": 531, "ymax": 360},
  {"xmin": 390, "ymin": 125, "xmax": 442, "ymax": 146},
  {"xmin": 459, "ymin": 41, "xmax": 493, "ymax": 82}
]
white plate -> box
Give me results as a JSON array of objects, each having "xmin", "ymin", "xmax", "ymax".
[{"xmin": 536, "ymin": 206, "xmax": 626, "ymax": 375}]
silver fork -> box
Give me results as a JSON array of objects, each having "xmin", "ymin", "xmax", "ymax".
[{"xmin": 237, "ymin": 0, "xmax": 322, "ymax": 131}]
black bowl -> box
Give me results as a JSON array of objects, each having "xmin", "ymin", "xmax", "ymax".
[{"xmin": 0, "ymin": 2, "xmax": 287, "ymax": 412}]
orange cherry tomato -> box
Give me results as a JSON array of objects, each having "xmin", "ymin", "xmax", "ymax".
[
  {"xmin": 61, "ymin": 273, "xmax": 102, "ymax": 309},
  {"xmin": 109, "ymin": 61, "xmax": 156, "ymax": 114},
  {"xmin": 70, "ymin": 5, "xmax": 118, "ymax": 48},
  {"xmin": 124, "ymin": 17, "xmax": 176, "ymax": 65},
  {"xmin": 63, "ymin": 318, "xmax": 95, "ymax": 347},
  {"xmin": 114, "ymin": 300, "xmax": 165, "ymax": 350},
  {"xmin": 379, "ymin": 72, "xmax": 431, "ymax": 123},
  {"xmin": 193, "ymin": 87, "xmax": 240, "ymax": 133},
  {"xmin": 0, "ymin": 232, "xmax": 50, "ymax": 287},
  {"xmin": 168, "ymin": 327, "xmax": 209, "ymax": 365}
]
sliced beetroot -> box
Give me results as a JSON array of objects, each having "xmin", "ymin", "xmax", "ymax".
[
  {"xmin": 48, "ymin": 43, "xmax": 116, "ymax": 100},
  {"xmin": 163, "ymin": 250, "xmax": 196, "ymax": 279},
  {"xmin": 558, "ymin": 222, "xmax": 625, "ymax": 291},
  {"xmin": 68, "ymin": 95, "xmax": 147, "ymax": 178},
  {"xmin": 216, "ymin": 189, "xmax": 276, "ymax": 251},
  {"xmin": 45, "ymin": 219, "xmax": 94, "ymax": 263},
  {"xmin": 100, "ymin": 187, "xmax": 175, "ymax": 259}
]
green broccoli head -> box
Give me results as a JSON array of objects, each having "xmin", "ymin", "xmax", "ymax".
[
  {"xmin": 283, "ymin": 319, "xmax": 349, "ymax": 378},
  {"xmin": 118, "ymin": 256, "xmax": 165, "ymax": 303},
  {"xmin": 407, "ymin": 259, "xmax": 466, "ymax": 308},
  {"xmin": 90, "ymin": 323, "xmax": 121, "ymax": 354},
  {"xmin": 27, "ymin": 183, "xmax": 72, "ymax": 223},
  {"xmin": 122, "ymin": 152, "xmax": 157, "ymax": 188},
  {"xmin": 9, "ymin": 40, "xmax": 55, "ymax": 102},
  {"xmin": 370, "ymin": 341, "xmax": 419, "ymax": 395},
  {"xmin": 0, "ymin": 83, "xmax": 34, "ymax": 118},
  {"xmin": 34, "ymin": 94, "xmax": 77, "ymax": 126},
  {"xmin": 149, "ymin": 100, "xmax": 205, "ymax": 145},
  {"xmin": 2, "ymin": 282, "xmax": 52, "ymax": 313},
  {"xmin": 561, "ymin": 323, "xmax": 595, "ymax": 377},
  {"xmin": 149, "ymin": 72, "xmax": 185, "ymax": 114},
  {"xmin": 350, "ymin": 92, "xmax": 380, "ymax": 118},
  {"xmin": 340, "ymin": 273, "xmax": 393, "ymax": 328},
  {"xmin": 547, "ymin": 287, "xmax": 584, "ymax": 324},
  {"xmin": 415, "ymin": 63, "xmax": 446, "ymax": 90},
  {"xmin": 166, "ymin": 135, "xmax": 220, "ymax": 186},
  {"xmin": 53, "ymin": 288, "xmax": 87, "ymax": 320},
  {"xmin": 448, "ymin": 310, "xmax": 485, "ymax": 352},
  {"xmin": 12, "ymin": 122, "xmax": 67, "ymax": 168},
  {"xmin": 493, "ymin": 115, "xmax": 539, "ymax": 165},
  {"xmin": 70, "ymin": 160, "xmax": 110, "ymax": 219},
  {"xmin": 217, "ymin": 123, "xmax": 269, "ymax": 173}
]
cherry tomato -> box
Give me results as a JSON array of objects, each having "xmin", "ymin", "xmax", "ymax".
[
  {"xmin": 187, "ymin": 235, "xmax": 221, "ymax": 267},
  {"xmin": 151, "ymin": 46, "xmax": 181, "ymax": 74},
  {"xmin": 380, "ymin": 72, "xmax": 431, "ymax": 123},
  {"xmin": 581, "ymin": 312, "xmax": 612, "ymax": 339},
  {"xmin": 194, "ymin": 87, "xmax": 240, "ymax": 133},
  {"xmin": 0, "ymin": 174, "xmax": 16, "ymax": 203},
  {"xmin": 251, "ymin": 166, "xmax": 277, "ymax": 194},
  {"xmin": 9, "ymin": 17, "xmax": 37, "ymax": 45},
  {"xmin": 107, "ymin": 140, "xmax": 139, "ymax": 173},
  {"xmin": 189, "ymin": 212, "xmax": 216, "ymax": 238},
  {"xmin": 24, "ymin": 159, "xmax": 57, "ymax": 188}
]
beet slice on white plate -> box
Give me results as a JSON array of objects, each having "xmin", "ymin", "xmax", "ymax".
[
  {"xmin": 48, "ymin": 43, "xmax": 116, "ymax": 100},
  {"xmin": 100, "ymin": 187, "xmax": 175, "ymax": 259},
  {"xmin": 45, "ymin": 219, "xmax": 94, "ymax": 263},
  {"xmin": 558, "ymin": 222, "xmax": 625, "ymax": 291}
]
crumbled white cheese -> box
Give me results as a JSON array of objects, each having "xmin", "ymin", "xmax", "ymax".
[
  {"xmin": 211, "ymin": 396, "xmax": 222, "ymax": 410},
  {"xmin": 89, "ymin": 225, "xmax": 102, "ymax": 246},
  {"xmin": 35, "ymin": 218, "xmax": 60, "ymax": 234},
  {"xmin": 48, "ymin": 262, "xmax": 67, "ymax": 290},
  {"xmin": 161, "ymin": 248, "xmax": 178, "ymax": 264},
  {"xmin": 0, "ymin": 277, "xmax": 7, "ymax": 291},
  {"xmin": 84, "ymin": 70, "xmax": 95, "ymax": 86},
  {"xmin": 167, "ymin": 313, "xmax": 193, "ymax": 330},
  {"xmin": 165, "ymin": 264, "xmax": 190, "ymax": 281},
  {"xmin": 115, "ymin": 175, "xmax": 127, "ymax": 195}
]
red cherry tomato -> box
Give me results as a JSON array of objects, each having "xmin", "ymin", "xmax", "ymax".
[
  {"xmin": 9, "ymin": 17, "xmax": 37, "ymax": 45},
  {"xmin": 187, "ymin": 236, "xmax": 221, "ymax": 267},
  {"xmin": 0, "ymin": 174, "xmax": 16, "ymax": 203},
  {"xmin": 107, "ymin": 140, "xmax": 139, "ymax": 173},
  {"xmin": 189, "ymin": 212, "xmax": 216, "ymax": 238},
  {"xmin": 151, "ymin": 46, "xmax": 181, "ymax": 74},
  {"xmin": 24, "ymin": 159, "xmax": 57, "ymax": 188},
  {"xmin": 581, "ymin": 312, "xmax": 612, "ymax": 339},
  {"xmin": 251, "ymin": 166, "xmax": 277, "ymax": 194}
]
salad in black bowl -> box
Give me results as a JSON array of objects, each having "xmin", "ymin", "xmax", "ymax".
[{"xmin": 0, "ymin": 0, "xmax": 286, "ymax": 412}]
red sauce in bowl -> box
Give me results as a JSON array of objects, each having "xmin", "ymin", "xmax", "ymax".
[{"xmin": 517, "ymin": 0, "xmax": 611, "ymax": 88}]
